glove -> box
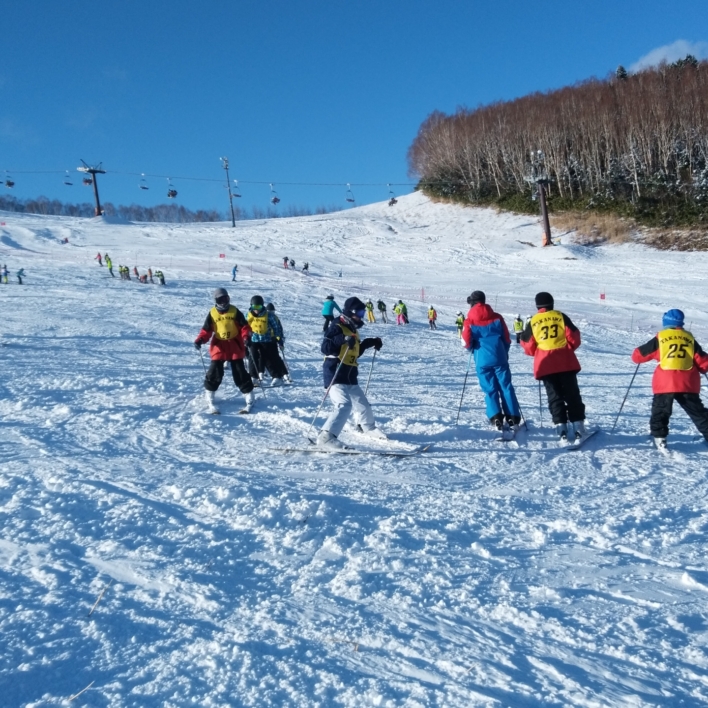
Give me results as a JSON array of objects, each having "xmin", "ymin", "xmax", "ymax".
[
  {"xmin": 194, "ymin": 341, "xmax": 202, "ymax": 350},
  {"xmin": 345, "ymin": 336, "xmax": 356, "ymax": 348},
  {"xmin": 373, "ymin": 337, "xmax": 383, "ymax": 351}
]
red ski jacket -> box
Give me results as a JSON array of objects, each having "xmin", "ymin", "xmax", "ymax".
[
  {"xmin": 195, "ymin": 306, "xmax": 251, "ymax": 361},
  {"xmin": 632, "ymin": 328, "xmax": 708, "ymax": 394},
  {"xmin": 520, "ymin": 308, "xmax": 581, "ymax": 379}
]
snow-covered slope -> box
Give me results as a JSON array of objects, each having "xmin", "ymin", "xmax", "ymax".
[{"xmin": 2, "ymin": 193, "xmax": 708, "ymax": 707}]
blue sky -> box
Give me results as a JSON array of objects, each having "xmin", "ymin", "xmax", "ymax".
[{"xmin": 2, "ymin": 0, "xmax": 707, "ymax": 216}]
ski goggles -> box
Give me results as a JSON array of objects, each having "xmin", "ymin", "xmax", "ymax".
[
  {"xmin": 355, "ymin": 308, "xmax": 366, "ymax": 318},
  {"xmin": 251, "ymin": 304, "xmax": 263, "ymax": 311},
  {"xmin": 215, "ymin": 295, "xmax": 230, "ymax": 306}
]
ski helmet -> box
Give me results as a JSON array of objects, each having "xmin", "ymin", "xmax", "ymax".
[
  {"xmin": 535, "ymin": 292, "xmax": 554, "ymax": 310},
  {"xmin": 213, "ymin": 287, "xmax": 230, "ymax": 312},
  {"xmin": 326, "ymin": 294, "xmax": 334, "ymax": 300},
  {"xmin": 457, "ymin": 311, "xmax": 462, "ymax": 315},
  {"xmin": 266, "ymin": 303, "xmax": 275, "ymax": 312},
  {"xmin": 250, "ymin": 294, "xmax": 265, "ymax": 308},
  {"xmin": 343, "ymin": 296, "xmax": 366, "ymax": 318},
  {"xmin": 468, "ymin": 290, "xmax": 486, "ymax": 305}
]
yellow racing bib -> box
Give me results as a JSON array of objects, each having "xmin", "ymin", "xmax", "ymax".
[
  {"xmin": 658, "ymin": 328, "xmax": 694, "ymax": 371},
  {"xmin": 248, "ymin": 311, "xmax": 269, "ymax": 336},
  {"xmin": 210, "ymin": 306, "xmax": 240, "ymax": 340},
  {"xmin": 338, "ymin": 324, "xmax": 360, "ymax": 366},
  {"xmin": 530, "ymin": 310, "xmax": 567, "ymax": 351}
]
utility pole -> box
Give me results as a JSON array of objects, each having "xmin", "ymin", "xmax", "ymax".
[
  {"xmin": 525, "ymin": 150, "xmax": 553, "ymax": 247},
  {"xmin": 220, "ymin": 157, "xmax": 236, "ymax": 228},
  {"xmin": 77, "ymin": 160, "xmax": 106, "ymax": 217}
]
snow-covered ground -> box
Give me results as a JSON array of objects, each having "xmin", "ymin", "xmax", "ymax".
[{"xmin": 2, "ymin": 192, "xmax": 708, "ymax": 707}]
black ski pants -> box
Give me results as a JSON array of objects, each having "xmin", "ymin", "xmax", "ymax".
[
  {"xmin": 542, "ymin": 370, "xmax": 585, "ymax": 424},
  {"xmin": 204, "ymin": 359, "xmax": 254, "ymax": 394},
  {"xmin": 429, "ymin": 320, "xmax": 437, "ymax": 330},
  {"xmin": 249, "ymin": 341, "xmax": 288, "ymax": 379},
  {"xmin": 323, "ymin": 315, "xmax": 335, "ymax": 332},
  {"xmin": 650, "ymin": 392, "xmax": 708, "ymax": 440}
]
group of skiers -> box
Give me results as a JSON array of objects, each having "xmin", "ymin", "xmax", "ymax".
[
  {"xmin": 322, "ymin": 297, "xmax": 409, "ymax": 329},
  {"xmin": 281, "ymin": 257, "xmax": 309, "ymax": 273},
  {"xmin": 194, "ymin": 289, "xmax": 292, "ymax": 414},
  {"xmin": 194, "ymin": 283, "xmax": 708, "ymax": 452},
  {"xmin": 97, "ymin": 253, "xmax": 165, "ymax": 284},
  {"xmin": 1, "ymin": 264, "xmax": 24, "ymax": 284}
]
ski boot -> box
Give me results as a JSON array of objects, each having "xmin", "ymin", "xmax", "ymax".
[
  {"xmin": 556, "ymin": 423, "xmax": 569, "ymax": 446},
  {"xmin": 490, "ymin": 413, "xmax": 505, "ymax": 433},
  {"xmin": 316, "ymin": 430, "xmax": 346, "ymax": 450},
  {"xmin": 362, "ymin": 427, "xmax": 388, "ymax": 440},
  {"xmin": 653, "ymin": 436, "xmax": 668, "ymax": 452},
  {"xmin": 572, "ymin": 420, "xmax": 587, "ymax": 443},
  {"xmin": 242, "ymin": 390, "xmax": 256, "ymax": 414},
  {"xmin": 205, "ymin": 389, "xmax": 220, "ymax": 415},
  {"xmin": 270, "ymin": 377, "xmax": 283, "ymax": 387},
  {"xmin": 283, "ymin": 374, "xmax": 293, "ymax": 385}
]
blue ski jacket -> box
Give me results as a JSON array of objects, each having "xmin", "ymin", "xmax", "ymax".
[
  {"xmin": 321, "ymin": 299, "xmax": 341, "ymax": 317},
  {"xmin": 462, "ymin": 303, "xmax": 511, "ymax": 369}
]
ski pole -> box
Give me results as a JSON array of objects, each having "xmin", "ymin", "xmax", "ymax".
[
  {"xmin": 611, "ymin": 363, "xmax": 640, "ymax": 433},
  {"xmin": 305, "ymin": 347, "xmax": 351, "ymax": 440},
  {"xmin": 518, "ymin": 403, "xmax": 528, "ymax": 431},
  {"xmin": 455, "ymin": 350, "xmax": 474, "ymax": 426},
  {"xmin": 364, "ymin": 349, "xmax": 377, "ymax": 396},
  {"xmin": 198, "ymin": 348, "xmax": 208, "ymax": 375}
]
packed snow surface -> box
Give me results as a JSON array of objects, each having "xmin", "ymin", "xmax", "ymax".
[{"xmin": 2, "ymin": 192, "xmax": 708, "ymax": 707}]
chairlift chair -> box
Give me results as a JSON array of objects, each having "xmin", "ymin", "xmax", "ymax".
[
  {"xmin": 4, "ymin": 173, "xmax": 14, "ymax": 189},
  {"xmin": 63, "ymin": 170, "xmax": 73, "ymax": 186},
  {"xmin": 167, "ymin": 178, "xmax": 177, "ymax": 198},
  {"xmin": 387, "ymin": 183, "xmax": 397, "ymax": 207},
  {"xmin": 345, "ymin": 183, "xmax": 355, "ymax": 204},
  {"xmin": 82, "ymin": 176, "xmax": 93, "ymax": 186},
  {"xmin": 269, "ymin": 183, "xmax": 280, "ymax": 205},
  {"xmin": 232, "ymin": 180, "xmax": 241, "ymax": 198},
  {"xmin": 139, "ymin": 174, "xmax": 149, "ymax": 190}
]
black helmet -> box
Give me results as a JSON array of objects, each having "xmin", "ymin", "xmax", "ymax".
[
  {"xmin": 326, "ymin": 294, "xmax": 334, "ymax": 300},
  {"xmin": 250, "ymin": 294, "xmax": 265, "ymax": 308},
  {"xmin": 213, "ymin": 287, "xmax": 230, "ymax": 312},
  {"xmin": 266, "ymin": 303, "xmax": 275, "ymax": 311}
]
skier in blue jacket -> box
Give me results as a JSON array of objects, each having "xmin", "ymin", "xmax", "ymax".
[
  {"xmin": 321, "ymin": 295, "xmax": 342, "ymax": 332},
  {"xmin": 461, "ymin": 290, "xmax": 521, "ymax": 434}
]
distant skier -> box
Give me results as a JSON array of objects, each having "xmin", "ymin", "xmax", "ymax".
[
  {"xmin": 139, "ymin": 274, "xmax": 148, "ymax": 284},
  {"xmin": 133, "ymin": 266, "xmax": 140, "ymax": 279},
  {"xmin": 394, "ymin": 300, "xmax": 408, "ymax": 325},
  {"xmin": 428, "ymin": 305, "xmax": 438, "ymax": 330},
  {"xmin": 155, "ymin": 269, "xmax": 165, "ymax": 285},
  {"xmin": 321, "ymin": 295, "xmax": 342, "ymax": 332},
  {"xmin": 16, "ymin": 268, "xmax": 25, "ymax": 285},
  {"xmin": 95, "ymin": 252, "xmax": 103, "ymax": 266},
  {"xmin": 455, "ymin": 311, "xmax": 464, "ymax": 338},
  {"xmin": 302, "ymin": 262, "xmax": 309, "ymax": 274},
  {"xmin": 513, "ymin": 315, "xmax": 524, "ymax": 344},
  {"xmin": 148, "ymin": 267, "xmax": 154, "ymax": 284},
  {"xmin": 283, "ymin": 256, "xmax": 289, "ymax": 269},
  {"xmin": 377, "ymin": 299, "xmax": 388, "ymax": 324},
  {"xmin": 631, "ymin": 309, "xmax": 708, "ymax": 450},
  {"xmin": 365, "ymin": 299, "xmax": 376, "ymax": 323},
  {"xmin": 1, "ymin": 264, "xmax": 8, "ymax": 284},
  {"xmin": 462, "ymin": 291, "xmax": 521, "ymax": 434},
  {"xmin": 231, "ymin": 264, "xmax": 238, "ymax": 282},
  {"xmin": 246, "ymin": 295, "xmax": 291, "ymax": 385},
  {"xmin": 194, "ymin": 288, "xmax": 256, "ymax": 414},
  {"xmin": 317, "ymin": 296, "xmax": 384, "ymax": 449},
  {"xmin": 105, "ymin": 255, "xmax": 114, "ymax": 277},
  {"xmin": 289, "ymin": 259, "xmax": 295, "ymax": 269},
  {"xmin": 266, "ymin": 303, "xmax": 293, "ymax": 383},
  {"xmin": 520, "ymin": 292, "xmax": 587, "ymax": 444}
]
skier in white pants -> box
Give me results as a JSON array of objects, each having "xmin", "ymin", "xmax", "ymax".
[{"xmin": 318, "ymin": 296, "xmax": 384, "ymax": 449}]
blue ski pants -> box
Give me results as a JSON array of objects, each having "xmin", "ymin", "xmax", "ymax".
[{"xmin": 476, "ymin": 364, "xmax": 520, "ymax": 420}]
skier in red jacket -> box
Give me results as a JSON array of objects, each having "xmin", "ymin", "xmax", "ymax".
[
  {"xmin": 521, "ymin": 291, "xmax": 586, "ymax": 444},
  {"xmin": 631, "ymin": 309, "xmax": 708, "ymax": 450},
  {"xmin": 194, "ymin": 288, "xmax": 256, "ymax": 414}
]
